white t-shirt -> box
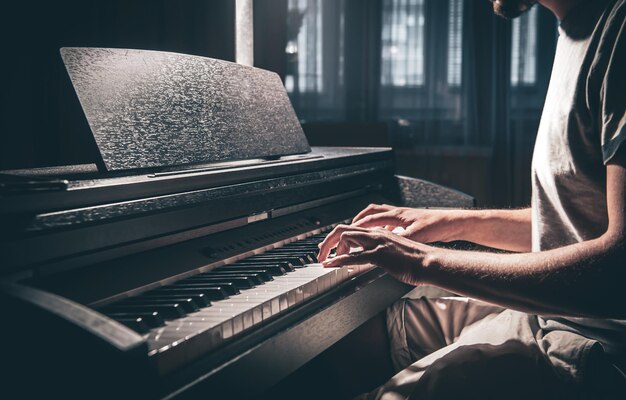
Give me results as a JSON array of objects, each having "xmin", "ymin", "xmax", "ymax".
[{"xmin": 531, "ymin": 0, "xmax": 626, "ymax": 357}]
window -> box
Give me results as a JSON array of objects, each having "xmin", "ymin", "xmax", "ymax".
[
  {"xmin": 276, "ymin": 0, "xmax": 556, "ymax": 150},
  {"xmin": 380, "ymin": 0, "xmax": 426, "ymax": 87},
  {"xmin": 511, "ymin": 6, "xmax": 538, "ymax": 86},
  {"xmin": 284, "ymin": 0, "xmax": 345, "ymax": 121},
  {"xmin": 379, "ymin": 0, "xmax": 472, "ymax": 146},
  {"xmin": 285, "ymin": 0, "xmax": 324, "ymax": 94},
  {"xmin": 447, "ymin": 0, "xmax": 463, "ymax": 87}
]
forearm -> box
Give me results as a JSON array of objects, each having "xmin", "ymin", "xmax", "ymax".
[
  {"xmin": 422, "ymin": 234, "xmax": 625, "ymax": 318},
  {"xmin": 448, "ymin": 208, "xmax": 532, "ymax": 252}
]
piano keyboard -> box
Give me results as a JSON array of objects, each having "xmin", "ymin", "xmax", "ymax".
[{"xmin": 99, "ymin": 231, "xmax": 370, "ymax": 373}]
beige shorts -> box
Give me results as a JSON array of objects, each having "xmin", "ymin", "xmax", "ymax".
[{"xmin": 359, "ymin": 296, "xmax": 625, "ymax": 400}]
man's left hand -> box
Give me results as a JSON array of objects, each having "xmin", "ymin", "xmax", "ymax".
[{"xmin": 321, "ymin": 226, "xmax": 436, "ymax": 286}]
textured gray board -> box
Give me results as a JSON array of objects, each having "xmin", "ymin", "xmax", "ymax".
[{"xmin": 60, "ymin": 48, "xmax": 311, "ymax": 172}]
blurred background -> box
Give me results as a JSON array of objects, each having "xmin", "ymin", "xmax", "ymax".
[{"xmin": 0, "ymin": 0, "xmax": 558, "ymax": 207}]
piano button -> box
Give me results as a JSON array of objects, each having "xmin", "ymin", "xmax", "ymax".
[
  {"xmin": 151, "ymin": 286, "xmax": 230, "ymax": 300},
  {"xmin": 138, "ymin": 294, "xmax": 210, "ymax": 308},
  {"xmin": 172, "ymin": 281, "xmax": 240, "ymax": 295},
  {"xmin": 115, "ymin": 317, "xmax": 150, "ymax": 334},
  {"xmin": 105, "ymin": 311, "xmax": 165, "ymax": 328}
]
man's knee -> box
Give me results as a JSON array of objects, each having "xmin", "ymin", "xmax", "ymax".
[{"xmin": 414, "ymin": 341, "xmax": 567, "ymax": 400}]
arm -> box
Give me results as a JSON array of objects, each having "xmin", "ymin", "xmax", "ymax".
[{"xmin": 322, "ymin": 159, "xmax": 626, "ymax": 319}]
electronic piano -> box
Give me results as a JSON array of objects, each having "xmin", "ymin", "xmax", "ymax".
[{"xmin": 0, "ymin": 48, "xmax": 473, "ymax": 399}]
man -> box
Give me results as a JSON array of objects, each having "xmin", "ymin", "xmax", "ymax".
[{"xmin": 318, "ymin": 0, "xmax": 626, "ymax": 398}]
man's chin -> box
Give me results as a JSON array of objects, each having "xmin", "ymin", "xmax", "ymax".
[{"xmin": 491, "ymin": 0, "xmax": 538, "ymax": 19}]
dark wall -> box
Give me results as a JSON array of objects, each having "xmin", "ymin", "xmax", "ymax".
[{"xmin": 0, "ymin": 0, "xmax": 235, "ymax": 170}]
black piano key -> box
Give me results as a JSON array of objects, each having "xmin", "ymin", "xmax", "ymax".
[
  {"xmin": 265, "ymin": 250, "xmax": 317, "ymax": 263},
  {"xmin": 125, "ymin": 297, "xmax": 201, "ymax": 312},
  {"xmin": 115, "ymin": 317, "xmax": 150, "ymax": 334},
  {"xmin": 105, "ymin": 311, "xmax": 165, "ymax": 328},
  {"xmin": 189, "ymin": 270, "xmax": 264, "ymax": 289},
  {"xmin": 103, "ymin": 303, "xmax": 186, "ymax": 319},
  {"xmin": 284, "ymin": 243, "xmax": 321, "ymax": 249},
  {"xmin": 245, "ymin": 255, "xmax": 305, "ymax": 267},
  {"xmin": 176, "ymin": 277, "xmax": 254, "ymax": 290},
  {"xmin": 270, "ymin": 246, "xmax": 317, "ymax": 251},
  {"xmin": 213, "ymin": 268, "xmax": 273, "ymax": 281},
  {"xmin": 141, "ymin": 293, "xmax": 211, "ymax": 307},
  {"xmin": 194, "ymin": 272, "xmax": 264, "ymax": 286},
  {"xmin": 151, "ymin": 286, "xmax": 231, "ymax": 300},
  {"xmin": 264, "ymin": 250, "xmax": 311, "ymax": 256},
  {"xmin": 214, "ymin": 267, "xmax": 274, "ymax": 282},
  {"xmin": 281, "ymin": 245, "xmax": 320, "ymax": 251},
  {"xmin": 171, "ymin": 282, "xmax": 240, "ymax": 296},
  {"xmin": 220, "ymin": 264, "xmax": 286, "ymax": 276},
  {"xmin": 232, "ymin": 260, "xmax": 294, "ymax": 272}
]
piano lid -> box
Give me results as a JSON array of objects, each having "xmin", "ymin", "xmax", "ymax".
[{"xmin": 60, "ymin": 48, "xmax": 311, "ymax": 172}]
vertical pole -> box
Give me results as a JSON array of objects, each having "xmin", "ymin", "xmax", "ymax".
[{"xmin": 236, "ymin": 0, "xmax": 254, "ymax": 66}]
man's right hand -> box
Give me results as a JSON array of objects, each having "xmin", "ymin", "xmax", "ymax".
[{"xmin": 351, "ymin": 204, "xmax": 463, "ymax": 244}]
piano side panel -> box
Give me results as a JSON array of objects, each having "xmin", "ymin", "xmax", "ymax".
[
  {"xmin": 392, "ymin": 175, "xmax": 475, "ymax": 208},
  {"xmin": 0, "ymin": 282, "xmax": 152, "ymax": 399}
]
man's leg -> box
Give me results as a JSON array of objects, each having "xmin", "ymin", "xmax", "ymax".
[
  {"xmin": 389, "ymin": 296, "xmax": 504, "ymax": 370},
  {"xmin": 362, "ymin": 300, "xmax": 607, "ymax": 400},
  {"xmin": 321, "ymin": 296, "xmax": 505, "ymax": 398}
]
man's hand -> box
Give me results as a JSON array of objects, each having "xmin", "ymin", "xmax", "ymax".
[
  {"xmin": 352, "ymin": 204, "xmax": 463, "ymax": 243},
  {"xmin": 321, "ymin": 226, "xmax": 434, "ymax": 286}
]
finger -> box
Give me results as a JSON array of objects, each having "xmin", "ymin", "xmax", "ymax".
[
  {"xmin": 352, "ymin": 204, "xmax": 395, "ymax": 224},
  {"xmin": 334, "ymin": 230, "xmax": 382, "ymax": 257},
  {"xmin": 353, "ymin": 211, "xmax": 402, "ymax": 229},
  {"xmin": 317, "ymin": 225, "xmax": 375, "ymax": 262},
  {"xmin": 322, "ymin": 248, "xmax": 378, "ymax": 268},
  {"xmin": 335, "ymin": 234, "xmax": 362, "ymax": 257}
]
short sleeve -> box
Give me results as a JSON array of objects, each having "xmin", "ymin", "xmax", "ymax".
[{"xmin": 600, "ymin": 1, "xmax": 626, "ymax": 164}]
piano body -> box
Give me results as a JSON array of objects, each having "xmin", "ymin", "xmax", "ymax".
[{"xmin": 0, "ymin": 49, "xmax": 473, "ymax": 399}]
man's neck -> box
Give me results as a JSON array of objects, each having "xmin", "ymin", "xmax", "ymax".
[{"xmin": 538, "ymin": 0, "xmax": 586, "ymax": 20}]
